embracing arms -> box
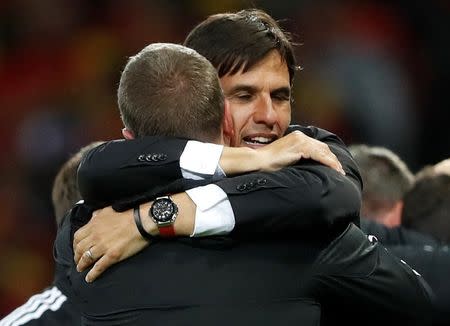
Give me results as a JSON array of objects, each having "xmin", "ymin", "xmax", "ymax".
[{"xmin": 74, "ymin": 126, "xmax": 362, "ymax": 281}]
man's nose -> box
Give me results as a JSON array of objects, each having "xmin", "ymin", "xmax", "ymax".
[{"xmin": 253, "ymin": 96, "xmax": 278, "ymax": 126}]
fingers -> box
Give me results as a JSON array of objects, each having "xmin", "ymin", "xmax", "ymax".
[
  {"xmin": 73, "ymin": 211, "xmax": 99, "ymax": 261},
  {"xmin": 74, "ymin": 234, "xmax": 93, "ymax": 265},
  {"xmin": 317, "ymin": 149, "xmax": 345, "ymax": 175},
  {"xmin": 76, "ymin": 246, "xmax": 99, "ymax": 273},
  {"xmin": 304, "ymin": 139, "xmax": 344, "ymax": 175},
  {"xmin": 85, "ymin": 251, "xmax": 120, "ymax": 283},
  {"xmin": 73, "ymin": 209, "xmax": 103, "ymax": 263},
  {"xmin": 73, "ymin": 226, "xmax": 89, "ymax": 260}
]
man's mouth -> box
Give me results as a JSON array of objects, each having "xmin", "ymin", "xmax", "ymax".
[{"xmin": 243, "ymin": 135, "xmax": 277, "ymax": 146}]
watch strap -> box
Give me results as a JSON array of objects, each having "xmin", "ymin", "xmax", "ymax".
[
  {"xmin": 133, "ymin": 206, "xmax": 156, "ymax": 242},
  {"xmin": 158, "ymin": 225, "xmax": 176, "ymax": 237}
]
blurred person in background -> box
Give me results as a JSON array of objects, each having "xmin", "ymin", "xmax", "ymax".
[
  {"xmin": 348, "ymin": 144, "xmax": 436, "ymax": 245},
  {"xmin": 349, "ymin": 144, "xmax": 414, "ymax": 228},
  {"xmin": 402, "ymin": 162, "xmax": 450, "ymax": 244},
  {"xmin": 391, "ymin": 160, "xmax": 450, "ymax": 326},
  {"xmin": 348, "ymin": 145, "xmax": 449, "ymax": 325},
  {"xmin": 0, "ymin": 142, "xmax": 103, "ymax": 326},
  {"xmin": 68, "ymin": 9, "xmax": 432, "ymax": 325}
]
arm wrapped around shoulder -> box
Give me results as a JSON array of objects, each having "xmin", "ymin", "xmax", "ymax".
[{"xmin": 77, "ymin": 137, "xmax": 187, "ymax": 207}]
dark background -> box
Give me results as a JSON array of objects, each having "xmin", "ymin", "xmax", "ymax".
[{"xmin": 0, "ymin": 0, "xmax": 449, "ymax": 316}]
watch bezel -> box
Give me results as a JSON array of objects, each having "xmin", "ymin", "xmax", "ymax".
[{"xmin": 149, "ymin": 196, "xmax": 178, "ymax": 226}]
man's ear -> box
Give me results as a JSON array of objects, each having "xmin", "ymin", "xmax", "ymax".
[
  {"xmin": 122, "ymin": 128, "xmax": 135, "ymax": 140},
  {"xmin": 222, "ymin": 99, "xmax": 234, "ymax": 145}
]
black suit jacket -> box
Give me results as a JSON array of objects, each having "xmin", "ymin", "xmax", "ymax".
[
  {"xmin": 54, "ymin": 125, "xmax": 434, "ymax": 325},
  {"xmin": 54, "ymin": 212, "xmax": 432, "ymax": 325},
  {"xmin": 77, "ymin": 125, "xmax": 362, "ymax": 242}
]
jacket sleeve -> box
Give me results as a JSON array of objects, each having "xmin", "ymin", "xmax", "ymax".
[
  {"xmin": 77, "ymin": 136, "xmax": 189, "ymax": 207},
  {"xmin": 77, "ymin": 127, "xmax": 362, "ymax": 238},
  {"xmin": 216, "ymin": 162, "xmax": 361, "ymax": 241}
]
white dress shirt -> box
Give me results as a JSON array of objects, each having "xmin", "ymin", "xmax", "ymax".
[{"xmin": 179, "ymin": 141, "xmax": 235, "ymax": 236}]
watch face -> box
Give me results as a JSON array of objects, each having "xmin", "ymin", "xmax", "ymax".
[{"xmin": 151, "ymin": 197, "xmax": 177, "ymax": 223}]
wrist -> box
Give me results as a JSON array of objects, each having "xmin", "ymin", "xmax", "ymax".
[
  {"xmin": 220, "ymin": 147, "xmax": 260, "ymax": 175},
  {"xmin": 171, "ymin": 193, "xmax": 195, "ymax": 236},
  {"xmin": 140, "ymin": 202, "xmax": 159, "ymax": 236},
  {"xmin": 140, "ymin": 195, "xmax": 194, "ymax": 237}
]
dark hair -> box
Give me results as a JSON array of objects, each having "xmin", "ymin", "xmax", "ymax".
[
  {"xmin": 184, "ymin": 9, "xmax": 298, "ymax": 85},
  {"xmin": 348, "ymin": 144, "xmax": 413, "ymax": 216},
  {"xmin": 52, "ymin": 141, "xmax": 104, "ymax": 226},
  {"xmin": 118, "ymin": 43, "xmax": 224, "ymax": 141},
  {"xmin": 402, "ymin": 169, "xmax": 450, "ymax": 243}
]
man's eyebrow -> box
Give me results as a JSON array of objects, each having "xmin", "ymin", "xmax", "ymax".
[
  {"xmin": 225, "ymin": 84, "xmax": 291, "ymax": 97},
  {"xmin": 225, "ymin": 84, "xmax": 258, "ymax": 95},
  {"xmin": 271, "ymin": 87, "xmax": 291, "ymax": 96}
]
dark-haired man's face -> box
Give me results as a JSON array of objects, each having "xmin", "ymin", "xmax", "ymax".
[{"xmin": 220, "ymin": 50, "xmax": 291, "ymax": 148}]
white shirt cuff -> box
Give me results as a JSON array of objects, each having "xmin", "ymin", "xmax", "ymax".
[
  {"xmin": 180, "ymin": 141, "xmax": 224, "ymax": 180},
  {"xmin": 186, "ymin": 184, "xmax": 235, "ymax": 237}
]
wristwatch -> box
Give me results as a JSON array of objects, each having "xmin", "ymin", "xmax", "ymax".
[{"xmin": 149, "ymin": 195, "xmax": 178, "ymax": 237}]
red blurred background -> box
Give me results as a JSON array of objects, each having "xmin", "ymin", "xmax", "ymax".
[{"xmin": 1, "ymin": 0, "xmax": 449, "ymax": 316}]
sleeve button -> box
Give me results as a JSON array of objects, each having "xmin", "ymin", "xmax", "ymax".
[
  {"xmin": 257, "ymin": 178, "xmax": 267, "ymax": 185},
  {"xmin": 236, "ymin": 184, "xmax": 247, "ymax": 191}
]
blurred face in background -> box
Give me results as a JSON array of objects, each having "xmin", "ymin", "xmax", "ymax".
[{"xmin": 220, "ymin": 50, "xmax": 292, "ymax": 149}]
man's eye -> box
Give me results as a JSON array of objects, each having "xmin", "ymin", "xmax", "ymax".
[
  {"xmin": 273, "ymin": 94, "xmax": 290, "ymax": 102},
  {"xmin": 237, "ymin": 93, "xmax": 252, "ymax": 100}
]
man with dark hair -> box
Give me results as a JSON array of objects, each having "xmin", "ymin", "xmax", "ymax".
[
  {"xmin": 183, "ymin": 9, "xmax": 298, "ymax": 150},
  {"xmin": 0, "ymin": 141, "xmax": 102, "ymax": 326}
]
